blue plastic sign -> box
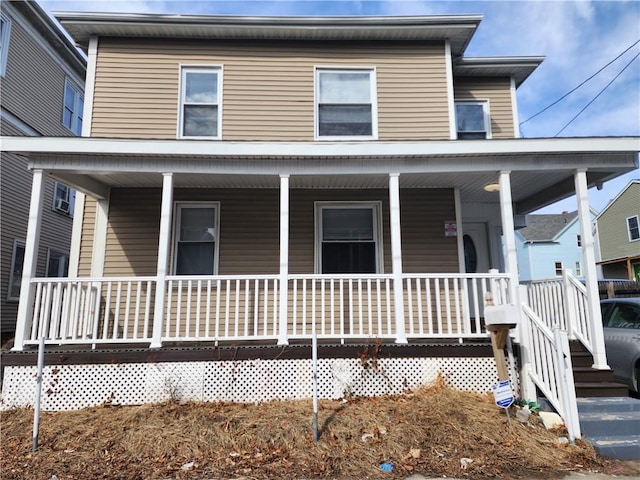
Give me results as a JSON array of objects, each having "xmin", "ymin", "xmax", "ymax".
[{"xmin": 492, "ymin": 380, "xmax": 514, "ymax": 409}]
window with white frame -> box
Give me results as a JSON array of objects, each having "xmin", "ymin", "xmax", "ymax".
[
  {"xmin": 63, "ymin": 79, "xmax": 83, "ymax": 135},
  {"xmin": 173, "ymin": 203, "xmax": 219, "ymax": 275},
  {"xmin": 7, "ymin": 240, "xmax": 25, "ymax": 301},
  {"xmin": 179, "ymin": 67, "xmax": 222, "ymax": 138},
  {"xmin": 555, "ymin": 261, "xmax": 563, "ymax": 276},
  {"xmin": 316, "ymin": 203, "xmax": 382, "ymax": 274},
  {"xmin": 316, "ymin": 68, "xmax": 377, "ymax": 139},
  {"xmin": 575, "ymin": 261, "xmax": 582, "ymax": 277},
  {"xmin": 455, "ymin": 101, "xmax": 490, "ymax": 139},
  {"xmin": 0, "ymin": 12, "xmax": 11, "ymax": 77},
  {"xmin": 627, "ymin": 215, "xmax": 639, "ymax": 241},
  {"xmin": 53, "ymin": 182, "xmax": 75, "ymax": 216},
  {"xmin": 47, "ymin": 250, "xmax": 69, "ymax": 277}
]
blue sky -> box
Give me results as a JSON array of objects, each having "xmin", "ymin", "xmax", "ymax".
[{"xmin": 39, "ymin": 0, "xmax": 640, "ymax": 214}]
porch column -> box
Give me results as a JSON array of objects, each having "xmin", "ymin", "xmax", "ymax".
[
  {"xmin": 498, "ymin": 171, "xmax": 519, "ymax": 305},
  {"xmin": 575, "ymin": 170, "xmax": 609, "ymax": 369},
  {"xmin": 90, "ymin": 197, "xmax": 109, "ymax": 277},
  {"xmin": 150, "ymin": 173, "xmax": 174, "ymax": 349},
  {"xmin": 278, "ymin": 175, "xmax": 290, "ymax": 345},
  {"xmin": 389, "ymin": 173, "xmax": 407, "ymax": 343},
  {"xmin": 12, "ymin": 170, "xmax": 45, "ymax": 351}
]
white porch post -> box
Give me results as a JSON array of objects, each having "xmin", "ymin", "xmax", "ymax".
[
  {"xmin": 278, "ymin": 174, "xmax": 290, "ymax": 345},
  {"xmin": 575, "ymin": 170, "xmax": 609, "ymax": 369},
  {"xmin": 150, "ymin": 173, "xmax": 173, "ymax": 349},
  {"xmin": 389, "ymin": 173, "xmax": 407, "ymax": 343},
  {"xmin": 90, "ymin": 198, "xmax": 109, "ymax": 277},
  {"xmin": 12, "ymin": 170, "xmax": 45, "ymax": 351},
  {"xmin": 498, "ymin": 171, "xmax": 519, "ymax": 305}
]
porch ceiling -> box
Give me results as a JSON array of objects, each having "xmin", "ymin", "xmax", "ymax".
[{"xmin": 3, "ymin": 136, "xmax": 638, "ymax": 214}]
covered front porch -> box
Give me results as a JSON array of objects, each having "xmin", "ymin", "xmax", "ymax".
[{"xmin": 3, "ymin": 136, "xmax": 638, "ymax": 415}]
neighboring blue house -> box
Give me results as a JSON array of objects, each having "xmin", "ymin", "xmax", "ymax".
[{"xmin": 516, "ymin": 210, "xmax": 597, "ymax": 281}]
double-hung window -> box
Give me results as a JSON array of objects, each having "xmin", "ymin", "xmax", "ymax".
[
  {"xmin": 627, "ymin": 215, "xmax": 639, "ymax": 241},
  {"xmin": 53, "ymin": 182, "xmax": 75, "ymax": 216},
  {"xmin": 455, "ymin": 101, "xmax": 490, "ymax": 139},
  {"xmin": 63, "ymin": 79, "xmax": 83, "ymax": 135},
  {"xmin": 0, "ymin": 12, "xmax": 11, "ymax": 77},
  {"xmin": 316, "ymin": 68, "xmax": 377, "ymax": 139},
  {"xmin": 179, "ymin": 66, "xmax": 222, "ymax": 139},
  {"xmin": 7, "ymin": 240, "xmax": 25, "ymax": 301},
  {"xmin": 317, "ymin": 203, "xmax": 382, "ymax": 274},
  {"xmin": 173, "ymin": 203, "xmax": 219, "ymax": 275},
  {"xmin": 554, "ymin": 261, "xmax": 563, "ymax": 276}
]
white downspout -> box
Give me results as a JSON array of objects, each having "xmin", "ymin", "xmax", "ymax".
[
  {"xmin": 575, "ymin": 170, "xmax": 609, "ymax": 369},
  {"xmin": 12, "ymin": 170, "xmax": 45, "ymax": 351}
]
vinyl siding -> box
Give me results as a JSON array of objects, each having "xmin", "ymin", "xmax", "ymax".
[
  {"xmin": 83, "ymin": 187, "xmax": 458, "ymax": 277},
  {"xmin": 454, "ymin": 77, "xmax": 515, "ymax": 139},
  {"xmin": 598, "ymin": 183, "xmax": 640, "ymax": 261},
  {"xmin": 91, "ymin": 38, "xmax": 450, "ymax": 141},
  {"xmin": 1, "ymin": 122, "xmax": 74, "ymax": 332},
  {"xmin": 0, "ymin": 6, "xmax": 83, "ymax": 137}
]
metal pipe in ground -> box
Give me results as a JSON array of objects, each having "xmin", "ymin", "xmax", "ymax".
[
  {"xmin": 32, "ymin": 335, "xmax": 46, "ymax": 452},
  {"xmin": 312, "ymin": 333, "xmax": 319, "ymax": 443}
]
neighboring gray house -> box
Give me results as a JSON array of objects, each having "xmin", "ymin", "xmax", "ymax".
[
  {"xmin": 596, "ymin": 180, "xmax": 640, "ymax": 281},
  {"xmin": 0, "ymin": 0, "xmax": 86, "ymax": 344}
]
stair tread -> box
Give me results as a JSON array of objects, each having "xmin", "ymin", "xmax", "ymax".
[
  {"xmin": 579, "ymin": 410, "xmax": 640, "ymax": 420},
  {"xmin": 575, "ymin": 381, "xmax": 628, "ymax": 387}
]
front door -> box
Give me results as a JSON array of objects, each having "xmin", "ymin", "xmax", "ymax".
[{"xmin": 462, "ymin": 222, "xmax": 492, "ymax": 323}]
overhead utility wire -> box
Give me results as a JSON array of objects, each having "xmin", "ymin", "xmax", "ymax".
[
  {"xmin": 519, "ymin": 38, "xmax": 640, "ymax": 126},
  {"xmin": 554, "ymin": 51, "xmax": 640, "ymax": 137}
]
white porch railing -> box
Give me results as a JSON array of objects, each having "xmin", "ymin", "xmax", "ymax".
[
  {"xmin": 164, "ymin": 275, "xmax": 280, "ymax": 342},
  {"xmin": 524, "ymin": 270, "xmax": 594, "ymax": 356},
  {"xmin": 403, "ymin": 273, "xmax": 511, "ymax": 338},
  {"xmin": 26, "ymin": 277, "xmax": 156, "ymax": 346},
  {"xmin": 24, "ymin": 272, "xmax": 512, "ymax": 347}
]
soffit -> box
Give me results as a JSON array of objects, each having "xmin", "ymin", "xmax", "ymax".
[{"xmin": 55, "ymin": 13, "xmax": 482, "ymax": 55}]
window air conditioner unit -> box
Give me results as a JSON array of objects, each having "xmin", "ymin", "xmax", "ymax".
[{"xmin": 55, "ymin": 198, "xmax": 70, "ymax": 213}]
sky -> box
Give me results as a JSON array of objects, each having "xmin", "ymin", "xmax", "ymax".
[{"xmin": 38, "ymin": 0, "xmax": 640, "ymax": 214}]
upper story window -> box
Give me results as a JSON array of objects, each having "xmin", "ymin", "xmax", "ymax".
[
  {"xmin": 554, "ymin": 261, "xmax": 563, "ymax": 276},
  {"xmin": 173, "ymin": 203, "xmax": 219, "ymax": 275},
  {"xmin": 0, "ymin": 12, "xmax": 12, "ymax": 77},
  {"xmin": 455, "ymin": 101, "xmax": 490, "ymax": 139},
  {"xmin": 577, "ymin": 234, "xmax": 582, "ymax": 247},
  {"xmin": 628, "ymin": 215, "xmax": 640, "ymax": 241},
  {"xmin": 179, "ymin": 66, "xmax": 222, "ymax": 139},
  {"xmin": 53, "ymin": 182, "xmax": 75, "ymax": 216},
  {"xmin": 315, "ymin": 68, "xmax": 377, "ymax": 140},
  {"xmin": 63, "ymin": 79, "xmax": 84, "ymax": 135}
]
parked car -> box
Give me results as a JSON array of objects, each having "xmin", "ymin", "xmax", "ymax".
[{"xmin": 600, "ymin": 298, "xmax": 640, "ymax": 393}]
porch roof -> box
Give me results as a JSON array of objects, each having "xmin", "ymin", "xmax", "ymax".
[{"xmin": 2, "ymin": 136, "xmax": 638, "ymax": 214}]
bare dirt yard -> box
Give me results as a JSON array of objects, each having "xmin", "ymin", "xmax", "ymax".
[{"xmin": 2, "ymin": 379, "xmax": 639, "ymax": 480}]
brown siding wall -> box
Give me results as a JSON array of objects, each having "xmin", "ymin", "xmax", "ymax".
[
  {"xmin": 94, "ymin": 187, "xmax": 458, "ymax": 277},
  {"xmin": 454, "ymin": 77, "xmax": 515, "ymax": 138},
  {"xmin": 91, "ymin": 38, "xmax": 450, "ymax": 141}
]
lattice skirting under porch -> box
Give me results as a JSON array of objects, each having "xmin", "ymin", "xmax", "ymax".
[{"xmin": 1, "ymin": 357, "xmax": 516, "ymax": 411}]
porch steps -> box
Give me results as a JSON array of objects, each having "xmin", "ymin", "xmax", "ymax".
[
  {"xmin": 569, "ymin": 341, "xmax": 629, "ymax": 398},
  {"xmin": 577, "ymin": 397, "xmax": 640, "ymax": 460}
]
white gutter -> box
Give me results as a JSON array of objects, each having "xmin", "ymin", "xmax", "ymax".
[{"xmin": 2, "ymin": 136, "xmax": 639, "ymax": 158}]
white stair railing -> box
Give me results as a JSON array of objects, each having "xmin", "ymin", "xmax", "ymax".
[{"xmin": 520, "ymin": 303, "xmax": 581, "ymax": 441}]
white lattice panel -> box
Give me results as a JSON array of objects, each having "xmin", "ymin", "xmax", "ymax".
[{"xmin": 1, "ymin": 357, "xmax": 515, "ymax": 411}]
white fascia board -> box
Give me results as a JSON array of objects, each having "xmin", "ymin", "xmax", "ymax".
[
  {"xmin": 2, "ymin": 136, "xmax": 639, "ymax": 159},
  {"xmin": 595, "ymin": 179, "xmax": 640, "ymax": 220}
]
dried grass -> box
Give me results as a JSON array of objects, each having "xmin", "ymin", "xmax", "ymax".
[{"xmin": 0, "ymin": 378, "xmax": 625, "ymax": 479}]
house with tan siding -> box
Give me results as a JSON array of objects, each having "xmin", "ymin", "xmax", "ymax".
[
  {"xmin": 0, "ymin": 1, "xmax": 85, "ymax": 344},
  {"xmin": 596, "ymin": 180, "xmax": 640, "ymax": 281},
  {"xmin": 1, "ymin": 12, "xmax": 639, "ymax": 427}
]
